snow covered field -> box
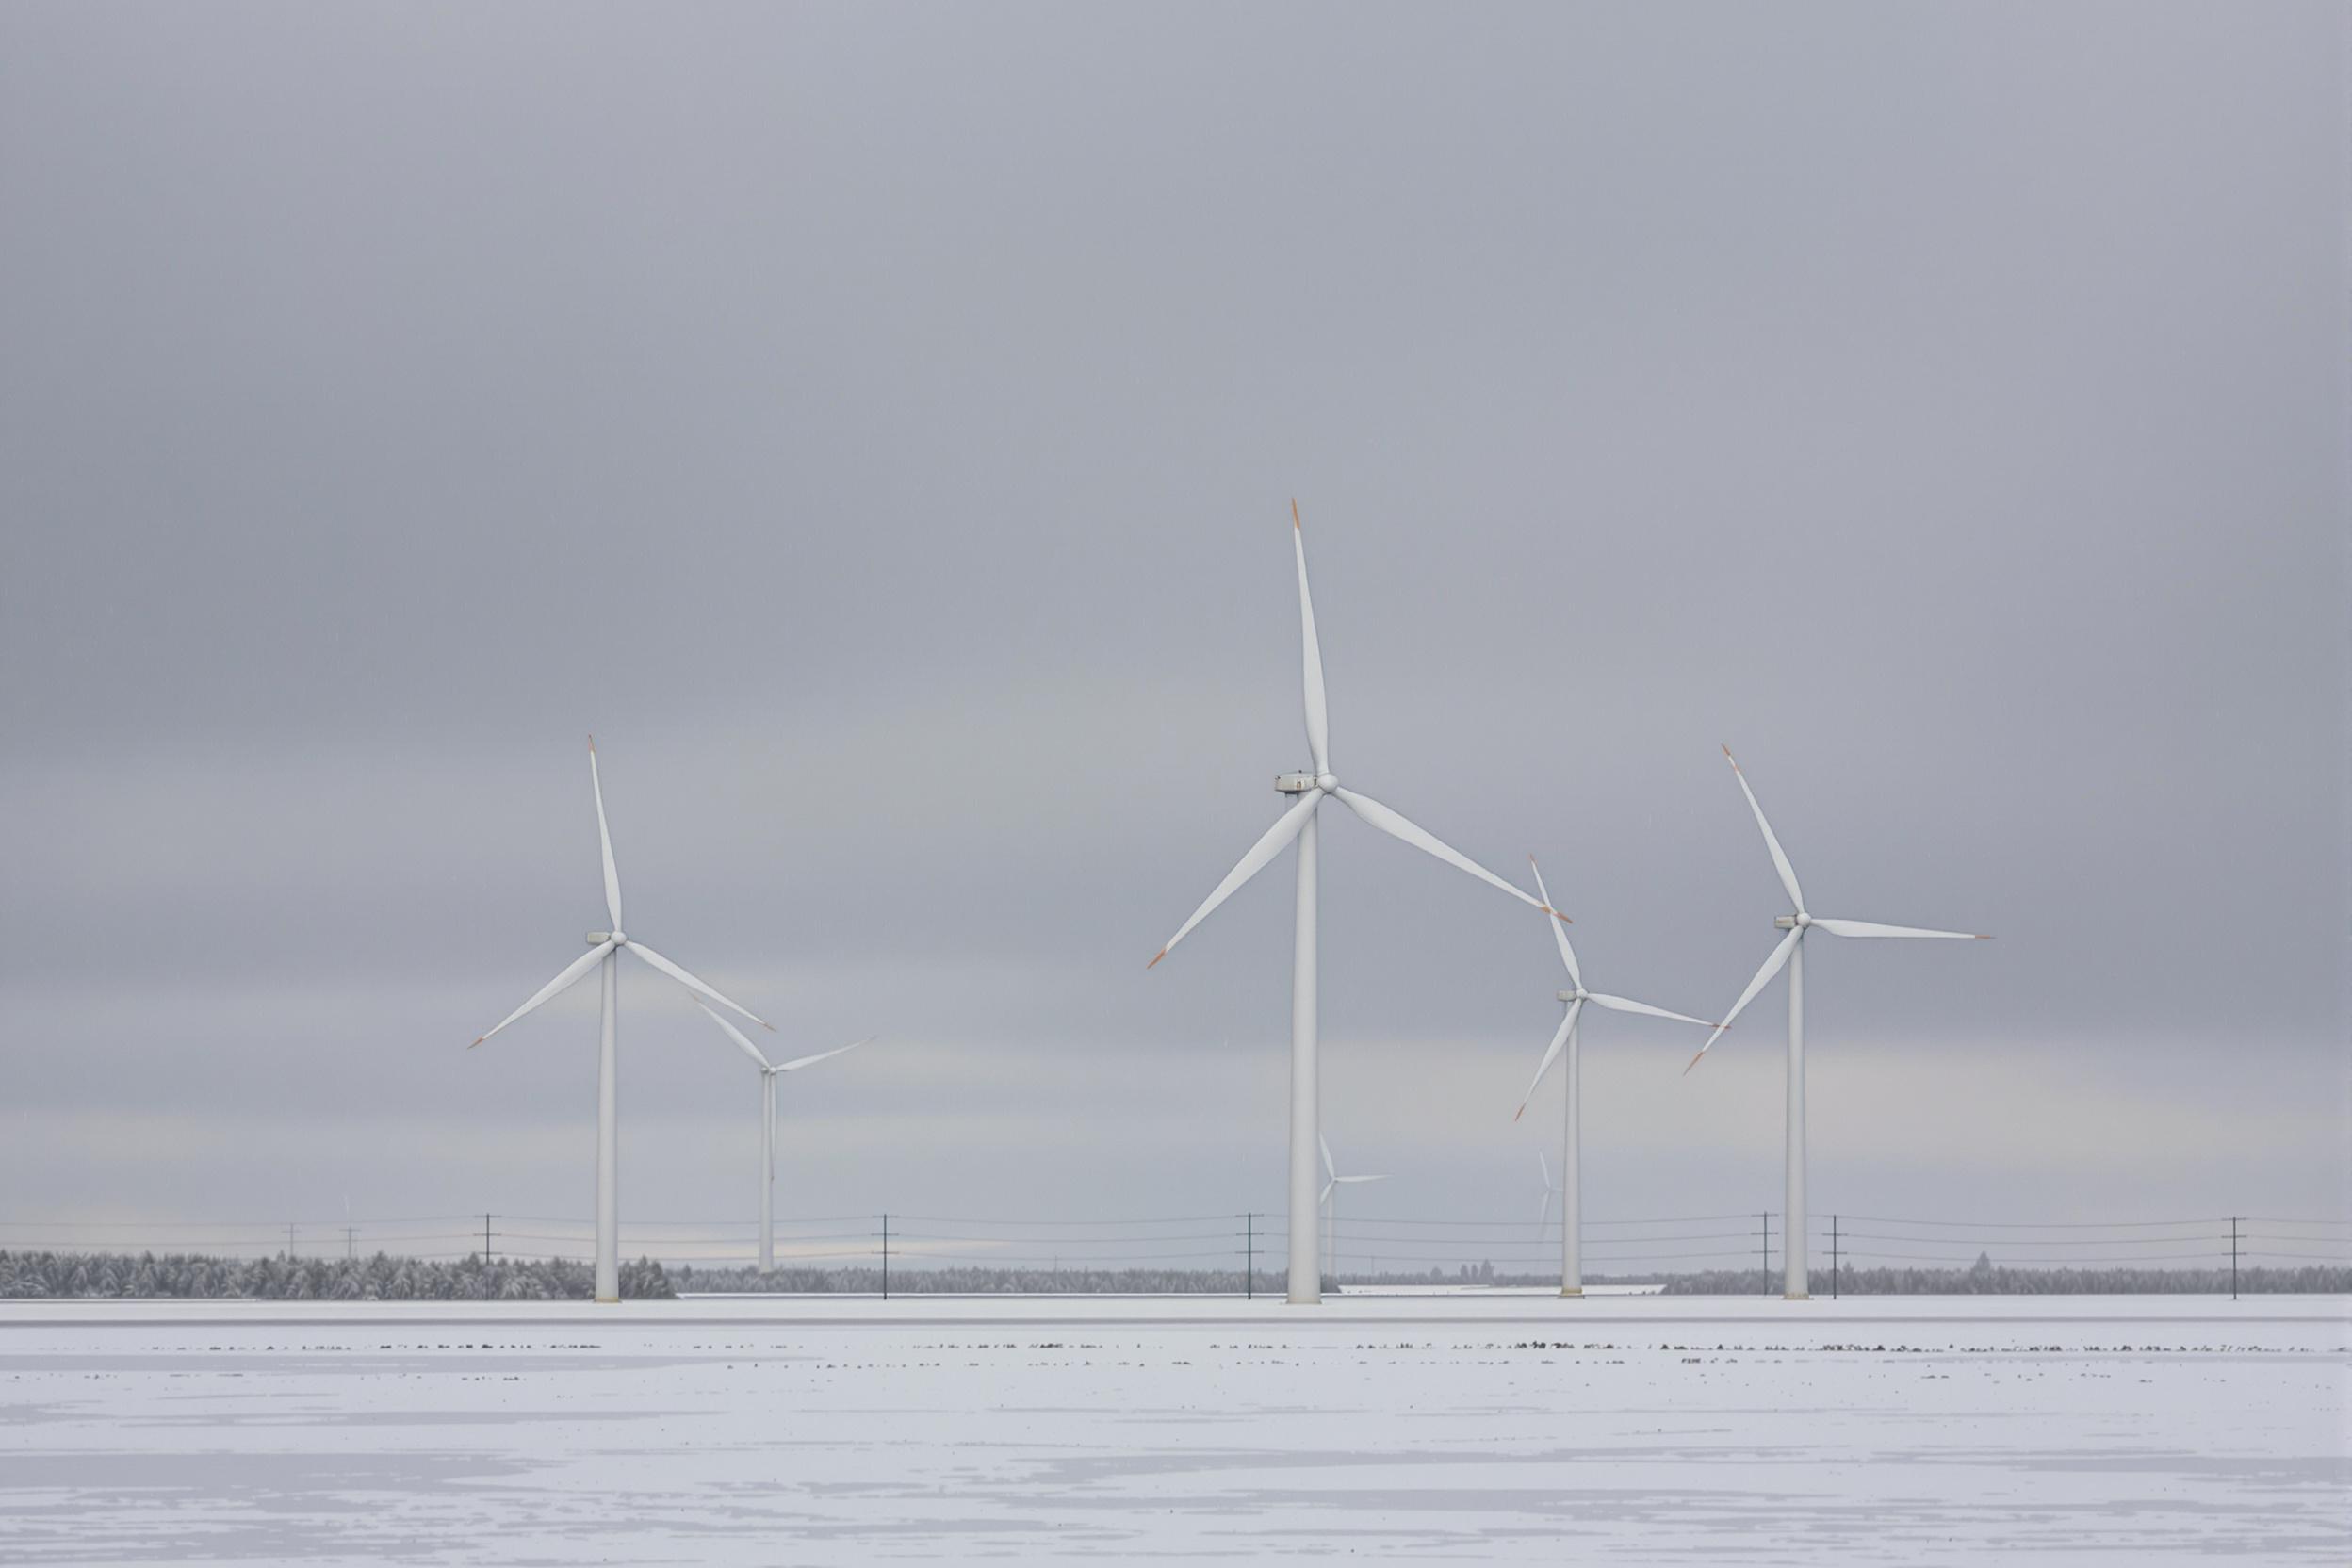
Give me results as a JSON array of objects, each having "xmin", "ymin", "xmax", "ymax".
[{"xmin": 3, "ymin": 1293, "xmax": 2344, "ymax": 1564}]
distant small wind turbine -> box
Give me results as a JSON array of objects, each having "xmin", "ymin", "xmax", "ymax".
[
  {"xmin": 1692, "ymin": 746, "xmax": 1990, "ymax": 1299},
  {"xmin": 469, "ymin": 739, "xmax": 773, "ymax": 1303},
  {"xmin": 1534, "ymin": 1152, "xmax": 1561, "ymax": 1226},
  {"xmin": 1511, "ymin": 856, "xmax": 1711, "ymax": 1296},
  {"xmin": 692, "ymin": 998, "xmax": 874, "ymax": 1274},
  {"xmin": 1150, "ymin": 501, "xmax": 1565, "ymax": 1305},
  {"xmin": 1319, "ymin": 1133, "xmax": 1390, "ymax": 1284}
]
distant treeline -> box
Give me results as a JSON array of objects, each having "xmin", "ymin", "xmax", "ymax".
[
  {"xmin": 0, "ymin": 1251, "xmax": 675, "ymax": 1300},
  {"xmin": 673, "ymin": 1265, "xmax": 1293, "ymax": 1295},
  {"xmin": 8, "ymin": 1251, "xmax": 2344, "ymax": 1298},
  {"xmin": 1660, "ymin": 1264, "xmax": 2351, "ymax": 1295}
]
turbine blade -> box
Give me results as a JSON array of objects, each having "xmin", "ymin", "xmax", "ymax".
[
  {"xmin": 1319, "ymin": 1132, "xmax": 1335, "ymax": 1182},
  {"xmin": 471, "ymin": 941, "xmax": 612, "ymax": 1047},
  {"xmin": 625, "ymin": 941, "xmax": 774, "ymax": 1031},
  {"xmin": 1586, "ymin": 992, "xmax": 1715, "ymax": 1028},
  {"xmin": 1810, "ymin": 917, "xmax": 1990, "ymax": 940},
  {"xmin": 1527, "ymin": 856, "xmax": 1582, "ymax": 987},
  {"xmin": 1332, "ymin": 788, "xmax": 1558, "ymax": 917},
  {"xmin": 1511, "ymin": 999, "xmax": 1582, "ymax": 1121},
  {"xmin": 1686, "ymin": 927, "xmax": 1801, "ymax": 1072},
  {"xmin": 1148, "ymin": 790, "xmax": 1321, "ymax": 967},
  {"xmin": 588, "ymin": 737, "xmax": 623, "ymax": 931},
  {"xmin": 1293, "ymin": 499, "xmax": 1329, "ymax": 776},
  {"xmin": 693, "ymin": 997, "xmax": 773, "ymax": 1071},
  {"xmin": 1722, "ymin": 745, "xmax": 1804, "ymax": 910},
  {"xmin": 777, "ymin": 1035, "xmax": 875, "ymax": 1072},
  {"xmin": 1339, "ymin": 1173, "xmax": 1389, "ymax": 1184},
  {"xmin": 1538, "ymin": 1150, "xmax": 1550, "ymax": 1186},
  {"xmin": 1538, "ymin": 1188, "xmax": 1552, "ymax": 1225},
  {"xmin": 1320, "ymin": 1179, "xmax": 1334, "ymax": 1207}
]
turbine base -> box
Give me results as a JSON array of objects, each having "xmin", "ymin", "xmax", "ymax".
[
  {"xmin": 1559, "ymin": 1286, "xmax": 1583, "ymax": 1298},
  {"xmin": 1783, "ymin": 1292, "xmax": 1812, "ymax": 1302}
]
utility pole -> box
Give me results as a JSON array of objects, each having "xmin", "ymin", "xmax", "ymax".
[
  {"xmin": 1245, "ymin": 1213, "xmax": 1254, "ymax": 1299},
  {"xmin": 345, "ymin": 1225, "xmax": 356, "ymax": 1263},
  {"xmin": 2230, "ymin": 1217, "xmax": 2239, "ymax": 1300},
  {"xmin": 880, "ymin": 1214, "xmax": 890, "ymax": 1301},
  {"xmin": 1831, "ymin": 1215, "xmax": 1839, "ymax": 1300},
  {"xmin": 480, "ymin": 1213, "xmax": 496, "ymax": 1299},
  {"xmin": 1760, "ymin": 1212, "xmax": 1772, "ymax": 1298}
]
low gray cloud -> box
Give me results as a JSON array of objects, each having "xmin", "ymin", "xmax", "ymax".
[{"xmin": 2, "ymin": 3, "xmax": 2343, "ymax": 1240}]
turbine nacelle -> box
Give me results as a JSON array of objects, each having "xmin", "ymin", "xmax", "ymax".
[{"xmin": 588, "ymin": 930, "xmax": 629, "ymax": 946}]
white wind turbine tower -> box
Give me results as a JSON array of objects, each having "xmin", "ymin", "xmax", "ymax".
[
  {"xmin": 469, "ymin": 739, "xmax": 774, "ymax": 1303},
  {"xmin": 1511, "ymin": 856, "xmax": 1712, "ymax": 1297},
  {"xmin": 692, "ymin": 999, "xmax": 874, "ymax": 1274},
  {"xmin": 1690, "ymin": 745, "xmax": 1990, "ymax": 1299},
  {"xmin": 1319, "ymin": 1134, "xmax": 1389, "ymax": 1285},
  {"xmin": 1149, "ymin": 501, "xmax": 1566, "ymax": 1305}
]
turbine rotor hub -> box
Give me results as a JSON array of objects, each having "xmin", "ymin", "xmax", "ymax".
[
  {"xmin": 1316, "ymin": 772, "xmax": 1338, "ymax": 792},
  {"xmin": 1794, "ymin": 912, "xmax": 1810, "ymax": 929}
]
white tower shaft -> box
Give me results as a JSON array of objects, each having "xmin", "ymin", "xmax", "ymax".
[
  {"xmin": 760, "ymin": 1075, "xmax": 775, "ymax": 1274},
  {"xmin": 1288, "ymin": 808, "xmax": 1321, "ymax": 1305},
  {"xmin": 596, "ymin": 948, "xmax": 620, "ymax": 1303},
  {"xmin": 1785, "ymin": 935, "xmax": 1807, "ymax": 1299},
  {"xmin": 1561, "ymin": 1009, "xmax": 1581, "ymax": 1297}
]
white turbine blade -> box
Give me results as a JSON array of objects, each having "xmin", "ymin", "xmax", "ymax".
[
  {"xmin": 693, "ymin": 997, "xmax": 774, "ymax": 1071},
  {"xmin": 1319, "ymin": 1133, "xmax": 1335, "ymax": 1182},
  {"xmin": 587, "ymin": 737, "xmax": 623, "ymax": 931},
  {"xmin": 470, "ymin": 941, "xmax": 612, "ymax": 1047},
  {"xmin": 1337, "ymin": 1173, "xmax": 1389, "ymax": 1184},
  {"xmin": 1685, "ymin": 927, "xmax": 1800, "ymax": 1073},
  {"xmin": 1511, "ymin": 999, "xmax": 1582, "ymax": 1121},
  {"xmin": 1527, "ymin": 856, "xmax": 1582, "ymax": 987},
  {"xmin": 1332, "ymin": 788, "xmax": 1560, "ymax": 918},
  {"xmin": 1538, "ymin": 1188, "xmax": 1552, "ymax": 1225},
  {"xmin": 625, "ymin": 941, "xmax": 774, "ymax": 1031},
  {"xmin": 1587, "ymin": 992, "xmax": 1715, "ymax": 1028},
  {"xmin": 1320, "ymin": 1178, "xmax": 1334, "ymax": 1207},
  {"xmin": 1148, "ymin": 790, "xmax": 1321, "ymax": 967},
  {"xmin": 777, "ymin": 1035, "xmax": 875, "ymax": 1073},
  {"xmin": 1810, "ymin": 917, "xmax": 1991, "ymax": 940},
  {"xmin": 1722, "ymin": 745, "xmax": 1804, "ymax": 910},
  {"xmin": 1292, "ymin": 499, "xmax": 1330, "ymax": 775},
  {"xmin": 1537, "ymin": 1150, "xmax": 1550, "ymax": 1187}
]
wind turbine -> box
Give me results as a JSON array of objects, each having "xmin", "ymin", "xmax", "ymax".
[
  {"xmin": 692, "ymin": 998, "xmax": 874, "ymax": 1274},
  {"xmin": 1149, "ymin": 501, "xmax": 1566, "ymax": 1305},
  {"xmin": 1690, "ymin": 745, "xmax": 1990, "ymax": 1299},
  {"xmin": 1534, "ymin": 1152, "xmax": 1561, "ymax": 1226},
  {"xmin": 1319, "ymin": 1134, "xmax": 1389, "ymax": 1286},
  {"xmin": 468, "ymin": 739, "xmax": 774, "ymax": 1303},
  {"xmin": 1511, "ymin": 856, "xmax": 1712, "ymax": 1297}
]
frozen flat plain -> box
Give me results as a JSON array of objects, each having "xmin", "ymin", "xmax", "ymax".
[{"xmin": 2, "ymin": 1293, "xmax": 2344, "ymax": 1565}]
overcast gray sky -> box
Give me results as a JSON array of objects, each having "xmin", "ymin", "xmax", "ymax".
[{"xmin": 3, "ymin": 3, "xmax": 2344, "ymax": 1253}]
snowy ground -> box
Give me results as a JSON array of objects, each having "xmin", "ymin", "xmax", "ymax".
[{"xmin": 2, "ymin": 1293, "xmax": 2344, "ymax": 1564}]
